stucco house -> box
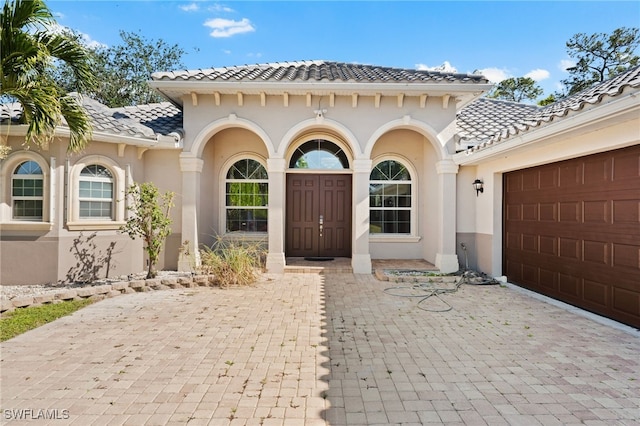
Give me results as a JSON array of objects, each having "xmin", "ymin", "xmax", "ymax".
[{"xmin": 1, "ymin": 61, "xmax": 638, "ymax": 327}]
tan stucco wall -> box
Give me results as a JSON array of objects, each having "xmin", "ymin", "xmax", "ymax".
[
  {"xmin": 182, "ymin": 93, "xmax": 458, "ymax": 157},
  {"xmin": 198, "ymin": 128, "xmax": 269, "ymax": 249},
  {"xmin": 369, "ymin": 129, "xmax": 441, "ymax": 262},
  {"xmin": 0, "ymin": 135, "xmax": 181, "ymax": 285}
]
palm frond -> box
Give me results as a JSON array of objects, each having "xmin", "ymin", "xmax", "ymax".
[{"xmin": 60, "ymin": 94, "xmax": 92, "ymax": 152}]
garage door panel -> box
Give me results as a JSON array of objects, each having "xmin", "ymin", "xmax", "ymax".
[
  {"xmin": 612, "ymin": 288, "xmax": 640, "ymax": 318},
  {"xmin": 612, "ymin": 243, "xmax": 640, "ymax": 270},
  {"xmin": 559, "ymin": 164, "xmax": 582, "ymax": 188},
  {"xmin": 522, "ymin": 234, "xmax": 538, "ymax": 252},
  {"xmin": 558, "ymin": 274, "xmax": 580, "ymax": 298},
  {"xmin": 506, "ymin": 232, "xmax": 521, "ymax": 250},
  {"xmin": 505, "ymin": 259, "xmax": 523, "ymax": 281},
  {"xmin": 523, "ymin": 204, "xmax": 538, "ymax": 220},
  {"xmin": 523, "ymin": 170, "xmax": 539, "ymax": 190},
  {"xmin": 584, "ymin": 157, "xmax": 611, "ymax": 186},
  {"xmin": 539, "ymin": 168, "xmax": 557, "ymax": 188},
  {"xmin": 504, "ymin": 144, "xmax": 640, "ymax": 328},
  {"xmin": 583, "ymin": 279, "xmax": 608, "ymax": 308},
  {"xmin": 539, "ymin": 236, "xmax": 557, "ymax": 255},
  {"xmin": 612, "ymin": 152, "xmax": 640, "ymax": 181},
  {"xmin": 613, "ymin": 199, "xmax": 639, "ymax": 223},
  {"xmin": 583, "ymin": 240, "xmax": 610, "ymax": 265},
  {"xmin": 539, "ymin": 268, "xmax": 557, "ymax": 291},
  {"xmin": 522, "ymin": 264, "xmax": 538, "ymax": 285},
  {"xmin": 559, "ymin": 237, "xmax": 580, "ymax": 260},
  {"xmin": 559, "ymin": 202, "xmax": 581, "ymax": 222},
  {"xmin": 506, "ymin": 173, "xmax": 523, "ymax": 192},
  {"xmin": 539, "ymin": 203, "xmax": 556, "ymax": 221},
  {"xmin": 584, "ymin": 200, "xmax": 609, "ymax": 223},
  {"xmin": 507, "ymin": 204, "xmax": 522, "ymax": 221}
]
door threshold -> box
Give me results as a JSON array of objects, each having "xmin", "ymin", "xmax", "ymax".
[{"xmin": 285, "ymin": 257, "xmax": 352, "ymax": 274}]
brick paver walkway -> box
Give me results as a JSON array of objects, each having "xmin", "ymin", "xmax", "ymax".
[{"xmin": 1, "ymin": 273, "xmax": 639, "ymax": 425}]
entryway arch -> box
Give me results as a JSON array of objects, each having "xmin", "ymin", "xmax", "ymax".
[{"xmin": 285, "ymin": 135, "xmax": 353, "ymax": 259}]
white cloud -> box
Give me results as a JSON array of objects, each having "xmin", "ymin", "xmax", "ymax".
[
  {"xmin": 415, "ymin": 61, "xmax": 458, "ymax": 73},
  {"xmin": 209, "ymin": 4, "xmax": 235, "ymax": 13},
  {"xmin": 204, "ymin": 18, "xmax": 255, "ymax": 38},
  {"xmin": 50, "ymin": 23, "xmax": 107, "ymax": 49},
  {"xmin": 476, "ymin": 67, "xmax": 511, "ymax": 83},
  {"xmin": 180, "ymin": 3, "xmax": 199, "ymax": 12},
  {"xmin": 524, "ymin": 68, "xmax": 550, "ymax": 81},
  {"xmin": 223, "ymin": 49, "xmax": 231, "ymax": 55},
  {"xmin": 558, "ymin": 59, "xmax": 575, "ymax": 72}
]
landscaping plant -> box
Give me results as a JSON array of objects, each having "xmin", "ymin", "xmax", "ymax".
[
  {"xmin": 121, "ymin": 182, "xmax": 174, "ymax": 279},
  {"xmin": 199, "ymin": 236, "xmax": 265, "ymax": 287}
]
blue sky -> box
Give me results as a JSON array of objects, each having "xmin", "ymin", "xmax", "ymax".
[{"xmin": 49, "ymin": 1, "xmax": 640, "ymax": 99}]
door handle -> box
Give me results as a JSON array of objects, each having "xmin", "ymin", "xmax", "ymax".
[{"xmin": 319, "ymin": 215, "xmax": 323, "ymax": 237}]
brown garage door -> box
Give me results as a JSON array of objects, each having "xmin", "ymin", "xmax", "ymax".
[{"xmin": 504, "ymin": 145, "xmax": 640, "ymax": 328}]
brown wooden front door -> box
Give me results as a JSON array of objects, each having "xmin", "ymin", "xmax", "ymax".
[{"xmin": 286, "ymin": 174, "xmax": 352, "ymax": 258}]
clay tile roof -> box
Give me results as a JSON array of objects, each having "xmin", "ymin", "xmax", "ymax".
[
  {"xmin": 0, "ymin": 102, "xmax": 23, "ymax": 123},
  {"xmin": 112, "ymin": 102, "xmax": 183, "ymax": 136},
  {"xmin": 0, "ymin": 95, "xmax": 184, "ymax": 142},
  {"xmin": 151, "ymin": 60, "xmax": 489, "ymax": 84},
  {"xmin": 457, "ymin": 98, "xmax": 539, "ymax": 144},
  {"xmin": 460, "ymin": 65, "xmax": 640, "ymax": 153}
]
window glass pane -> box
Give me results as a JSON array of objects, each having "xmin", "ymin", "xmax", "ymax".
[
  {"xmin": 81, "ymin": 164, "xmax": 112, "ymax": 178},
  {"xmin": 226, "ymin": 159, "xmax": 267, "ymax": 180},
  {"xmin": 78, "ymin": 165, "xmax": 114, "ymax": 219},
  {"xmin": 289, "ymin": 140, "xmax": 349, "ymax": 169},
  {"xmin": 12, "ymin": 179, "xmax": 25, "ymax": 196},
  {"xmin": 15, "ymin": 161, "xmax": 42, "ymax": 175},
  {"xmin": 369, "ymin": 160, "xmax": 412, "ymax": 234},
  {"xmin": 226, "ymin": 208, "xmax": 268, "ymax": 232},
  {"xmin": 225, "ymin": 159, "xmax": 268, "ymax": 232},
  {"xmin": 12, "ymin": 162, "xmax": 44, "ymax": 221},
  {"xmin": 13, "ymin": 200, "xmax": 43, "ymax": 219},
  {"xmin": 80, "ymin": 201, "xmax": 112, "ymax": 218},
  {"xmin": 370, "ymin": 160, "xmax": 410, "ymax": 181}
]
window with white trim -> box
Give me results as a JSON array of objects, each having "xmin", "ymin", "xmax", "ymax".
[
  {"xmin": 12, "ymin": 161, "xmax": 44, "ymax": 220},
  {"xmin": 225, "ymin": 158, "xmax": 268, "ymax": 232},
  {"xmin": 369, "ymin": 160, "xmax": 412, "ymax": 234},
  {"xmin": 79, "ymin": 164, "xmax": 113, "ymax": 220}
]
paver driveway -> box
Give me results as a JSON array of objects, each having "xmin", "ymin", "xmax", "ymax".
[{"xmin": 1, "ymin": 272, "xmax": 639, "ymax": 425}]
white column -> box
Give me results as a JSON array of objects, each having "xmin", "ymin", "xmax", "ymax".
[
  {"xmin": 352, "ymin": 159, "xmax": 372, "ymax": 274},
  {"xmin": 435, "ymin": 159, "xmax": 459, "ymax": 273},
  {"xmin": 265, "ymin": 158, "xmax": 286, "ymax": 273},
  {"xmin": 178, "ymin": 154, "xmax": 203, "ymax": 271}
]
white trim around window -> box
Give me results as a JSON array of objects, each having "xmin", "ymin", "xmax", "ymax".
[
  {"xmin": 369, "ymin": 155, "xmax": 419, "ymax": 240},
  {"xmin": 67, "ymin": 155, "xmax": 126, "ymax": 231},
  {"xmin": 0, "ymin": 151, "xmax": 52, "ymax": 230},
  {"xmin": 219, "ymin": 153, "xmax": 269, "ymax": 235}
]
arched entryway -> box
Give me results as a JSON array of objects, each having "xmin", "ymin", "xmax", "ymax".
[{"xmin": 285, "ymin": 139, "xmax": 352, "ymax": 258}]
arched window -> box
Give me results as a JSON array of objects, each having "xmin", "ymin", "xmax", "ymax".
[
  {"xmin": 369, "ymin": 160, "xmax": 412, "ymax": 234},
  {"xmin": 12, "ymin": 161, "xmax": 44, "ymax": 220},
  {"xmin": 225, "ymin": 159, "xmax": 268, "ymax": 232},
  {"xmin": 289, "ymin": 140, "xmax": 349, "ymax": 169},
  {"xmin": 79, "ymin": 165, "xmax": 113, "ymax": 219}
]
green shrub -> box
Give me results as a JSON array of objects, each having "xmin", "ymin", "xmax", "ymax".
[{"xmin": 199, "ymin": 237, "xmax": 266, "ymax": 287}]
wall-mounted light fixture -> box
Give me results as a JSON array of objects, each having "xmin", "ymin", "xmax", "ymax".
[{"xmin": 472, "ymin": 179, "xmax": 484, "ymax": 196}]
